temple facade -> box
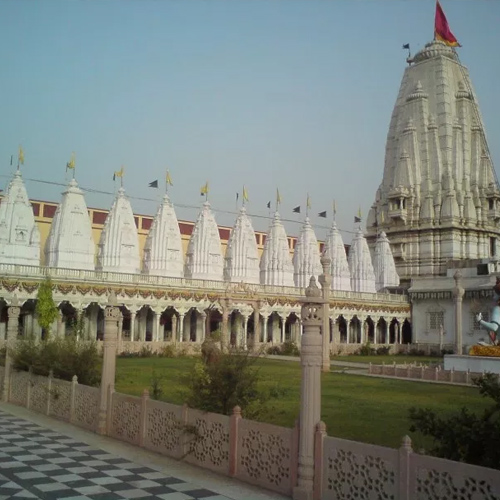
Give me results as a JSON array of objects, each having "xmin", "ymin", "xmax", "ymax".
[{"xmin": 367, "ymin": 40, "xmax": 500, "ymax": 281}]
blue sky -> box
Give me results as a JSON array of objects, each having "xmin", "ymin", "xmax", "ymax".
[{"xmin": 1, "ymin": 0, "xmax": 499, "ymax": 241}]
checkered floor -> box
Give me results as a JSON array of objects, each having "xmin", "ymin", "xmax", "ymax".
[{"xmin": 0, "ymin": 410, "xmax": 229, "ymax": 500}]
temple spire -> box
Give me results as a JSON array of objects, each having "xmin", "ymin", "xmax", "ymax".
[
  {"xmin": 293, "ymin": 217, "xmax": 322, "ymax": 288},
  {"xmin": 322, "ymin": 221, "xmax": 351, "ymax": 291},
  {"xmin": 373, "ymin": 231, "xmax": 400, "ymax": 291},
  {"xmin": 348, "ymin": 228, "xmax": 376, "ymax": 293}
]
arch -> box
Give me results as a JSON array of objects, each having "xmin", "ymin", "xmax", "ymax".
[
  {"xmin": 285, "ymin": 312, "xmax": 300, "ymax": 343},
  {"xmin": 349, "ymin": 316, "xmax": 361, "ymax": 344},
  {"xmin": 365, "ymin": 316, "xmax": 375, "ymax": 344},
  {"xmin": 377, "ymin": 317, "xmax": 388, "ymax": 344},
  {"xmin": 402, "ymin": 319, "xmax": 412, "ymax": 344},
  {"xmin": 268, "ymin": 311, "xmax": 283, "ymax": 344},
  {"xmin": 389, "ymin": 318, "xmax": 399, "ymax": 344},
  {"xmin": 337, "ymin": 315, "xmax": 348, "ymax": 343}
]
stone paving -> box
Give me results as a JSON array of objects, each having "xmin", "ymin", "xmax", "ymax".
[{"xmin": 0, "ymin": 405, "xmax": 288, "ymax": 500}]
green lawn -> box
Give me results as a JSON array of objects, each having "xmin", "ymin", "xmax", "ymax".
[
  {"xmin": 331, "ymin": 355, "xmax": 441, "ymax": 365},
  {"xmin": 115, "ymin": 356, "xmax": 489, "ymax": 450}
]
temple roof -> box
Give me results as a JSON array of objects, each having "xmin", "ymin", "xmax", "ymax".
[
  {"xmin": 185, "ymin": 201, "xmax": 224, "ymax": 281},
  {"xmin": 322, "ymin": 221, "xmax": 351, "ymax": 291},
  {"xmin": 348, "ymin": 227, "xmax": 376, "ymax": 293},
  {"xmin": 224, "ymin": 206, "xmax": 260, "ymax": 284},
  {"xmin": 96, "ymin": 187, "xmax": 140, "ymax": 273},
  {"xmin": 143, "ymin": 194, "xmax": 184, "ymax": 277},
  {"xmin": 45, "ymin": 179, "xmax": 95, "ymax": 270},
  {"xmin": 292, "ymin": 217, "xmax": 322, "ymax": 288},
  {"xmin": 0, "ymin": 171, "xmax": 40, "ymax": 266},
  {"xmin": 373, "ymin": 231, "xmax": 400, "ymax": 291},
  {"xmin": 260, "ymin": 211, "xmax": 294, "ymax": 287}
]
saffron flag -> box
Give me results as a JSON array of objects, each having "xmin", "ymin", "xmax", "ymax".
[
  {"xmin": 243, "ymin": 186, "xmax": 249, "ymax": 203},
  {"xmin": 307, "ymin": 194, "xmax": 311, "ymax": 210},
  {"xmin": 435, "ymin": 1, "xmax": 460, "ymax": 47},
  {"xmin": 66, "ymin": 152, "xmax": 75, "ymax": 171},
  {"xmin": 276, "ymin": 188, "xmax": 281, "ymax": 205},
  {"xmin": 113, "ymin": 166, "xmax": 124, "ymax": 181},
  {"xmin": 18, "ymin": 146, "xmax": 25, "ymax": 165},
  {"xmin": 166, "ymin": 170, "xmax": 173, "ymax": 186},
  {"xmin": 200, "ymin": 182, "xmax": 209, "ymax": 196}
]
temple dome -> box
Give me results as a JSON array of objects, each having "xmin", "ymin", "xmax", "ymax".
[
  {"xmin": 143, "ymin": 194, "xmax": 183, "ymax": 277},
  {"xmin": 0, "ymin": 171, "xmax": 40, "ymax": 266},
  {"xmin": 260, "ymin": 211, "xmax": 294, "ymax": 287},
  {"xmin": 96, "ymin": 187, "xmax": 140, "ymax": 273},
  {"xmin": 373, "ymin": 231, "xmax": 400, "ymax": 291},
  {"xmin": 185, "ymin": 201, "xmax": 224, "ymax": 281},
  {"xmin": 45, "ymin": 178, "xmax": 95, "ymax": 270},
  {"xmin": 348, "ymin": 228, "xmax": 376, "ymax": 293},
  {"xmin": 292, "ymin": 217, "xmax": 322, "ymax": 288},
  {"xmin": 224, "ymin": 206, "xmax": 259, "ymax": 284},
  {"xmin": 322, "ymin": 221, "xmax": 351, "ymax": 291}
]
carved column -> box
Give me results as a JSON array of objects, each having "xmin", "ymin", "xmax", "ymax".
[
  {"xmin": 171, "ymin": 314, "xmax": 177, "ymax": 342},
  {"xmin": 252, "ymin": 303, "xmax": 261, "ymax": 351},
  {"xmin": 319, "ymin": 256, "xmax": 331, "ymax": 372},
  {"xmin": 293, "ymin": 277, "xmax": 324, "ymax": 500},
  {"xmin": 200, "ymin": 312, "xmax": 207, "ymax": 343},
  {"xmin": 453, "ymin": 271, "xmax": 465, "ymax": 355},
  {"xmin": 154, "ymin": 311, "xmax": 161, "ymax": 342},
  {"xmin": 242, "ymin": 315, "xmax": 249, "ymax": 350},
  {"xmin": 262, "ymin": 313, "xmax": 269, "ymax": 343},
  {"xmin": 2, "ymin": 298, "xmax": 21, "ymax": 402},
  {"xmin": 97, "ymin": 292, "xmax": 121, "ymax": 435},
  {"xmin": 183, "ymin": 312, "xmax": 191, "ymax": 342},
  {"xmin": 221, "ymin": 301, "xmax": 230, "ymax": 349},
  {"xmin": 178, "ymin": 313, "xmax": 185, "ymax": 343},
  {"xmin": 281, "ymin": 316, "xmax": 286, "ymax": 343},
  {"xmin": 130, "ymin": 311, "xmax": 136, "ymax": 342}
]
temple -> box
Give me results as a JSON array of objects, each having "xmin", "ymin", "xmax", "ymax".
[
  {"xmin": 97, "ymin": 187, "xmax": 141, "ymax": 274},
  {"xmin": 0, "ymin": 170, "xmax": 40, "ymax": 266},
  {"xmin": 322, "ymin": 221, "xmax": 351, "ymax": 291},
  {"xmin": 45, "ymin": 179, "xmax": 95, "ymax": 270},
  {"xmin": 293, "ymin": 217, "xmax": 322, "ymax": 288},
  {"xmin": 143, "ymin": 194, "xmax": 184, "ymax": 277},
  {"xmin": 348, "ymin": 228, "xmax": 376, "ymax": 293},
  {"xmin": 373, "ymin": 231, "xmax": 400, "ymax": 291},
  {"xmin": 366, "ymin": 40, "xmax": 500, "ymax": 281}
]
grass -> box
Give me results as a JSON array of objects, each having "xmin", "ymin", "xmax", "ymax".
[
  {"xmin": 331, "ymin": 355, "xmax": 441, "ymax": 365},
  {"xmin": 115, "ymin": 356, "xmax": 490, "ymax": 450}
]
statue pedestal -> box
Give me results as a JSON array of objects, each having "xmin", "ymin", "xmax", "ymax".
[{"xmin": 444, "ymin": 354, "xmax": 500, "ymax": 375}]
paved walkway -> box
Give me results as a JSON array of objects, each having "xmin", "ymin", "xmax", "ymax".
[{"xmin": 0, "ymin": 403, "xmax": 288, "ymax": 500}]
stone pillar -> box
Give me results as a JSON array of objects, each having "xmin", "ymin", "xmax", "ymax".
[
  {"xmin": 243, "ymin": 315, "xmax": 249, "ymax": 350},
  {"xmin": 281, "ymin": 316, "xmax": 286, "ymax": 343},
  {"xmin": 171, "ymin": 314, "xmax": 177, "ymax": 342},
  {"xmin": 183, "ymin": 312, "xmax": 191, "ymax": 342},
  {"xmin": 200, "ymin": 312, "xmax": 207, "ymax": 343},
  {"xmin": 221, "ymin": 305, "xmax": 230, "ymax": 349},
  {"xmin": 2, "ymin": 298, "xmax": 21, "ymax": 402},
  {"xmin": 332, "ymin": 318, "xmax": 340, "ymax": 345},
  {"xmin": 97, "ymin": 292, "xmax": 121, "ymax": 435},
  {"xmin": 319, "ymin": 256, "xmax": 331, "ymax": 372},
  {"xmin": 262, "ymin": 314, "xmax": 269, "ymax": 343},
  {"xmin": 154, "ymin": 311, "xmax": 161, "ymax": 342},
  {"xmin": 118, "ymin": 315, "xmax": 123, "ymax": 342},
  {"xmin": 178, "ymin": 313, "xmax": 185, "ymax": 343},
  {"xmin": 453, "ymin": 271, "xmax": 465, "ymax": 355},
  {"xmin": 293, "ymin": 277, "xmax": 324, "ymax": 500},
  {"xmin": 253, "ymin": 304, "xmax": 261, "ymax": 351},
  {"xmin": 130, "ymin": 311, "xmax": 136, "ymax": 342}
]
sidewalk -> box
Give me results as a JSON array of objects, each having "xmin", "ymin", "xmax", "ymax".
[{"xmin": 0, "ymin": 402, "xmax": 289, "ymax": 500}]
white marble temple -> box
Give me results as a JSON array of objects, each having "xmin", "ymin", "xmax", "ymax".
[
  {"xmin": 96, "ymin": 187, "xmax": 140, "ymax": 273},
  {"xmin": 260, "ymin": 211, "xmax": 294, "ymax": 287},
  {"xmin": 45, "ymin": 179, "xmax": 95, "ymax": 270},
  {"xmin": 224, "ymin": 207, "xmax": 259, "ymax": 284},
  {"xmin": 322, "ymin": 222, "xmax": 351, "ymax": 291},
  {"xmin": 143, "ymin": 195, "xmax": 184, "ymax": 277},
  {"xmin": 373, "ymin": 231, "xmax": 400, "ymax": 291},
  {"xmin": 0, "ymin": 171, "xmax": 40, "ymax": 266},
  {"xmin": 292, "ymin": 217, "xmax": 322, "ymax": 288},
  {"xmin": 349, "ymin": 227, "xmax": 376, "ymax": 293},
  {"xmin": 185, "ymin": 201, "xmax": 224, "ymax": 281}
]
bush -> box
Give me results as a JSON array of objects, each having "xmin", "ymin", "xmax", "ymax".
[
  {"xmin": 266, "ymin": 345, "xmax": 282, "ymax": 355},
  {"xmin": 12, "ymin": 336, "xmax": 101, "ymax": 386},
  {"xmin": 158, "ymin": 344, "xmax": 177, "ymax": 358},
  {"xmin": 266, "ymin": 341, "xmax": 300, "ymax": 357},
  {"xmin": 376, "ymin": 346, "xmax": 391, "ymax": 355},
  {"xmin": 356, "ymin": 342, "xmax": 376, "ymax": 356}
]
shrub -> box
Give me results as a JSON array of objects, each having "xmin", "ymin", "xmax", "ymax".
[
  {"xmin": 356, "ymin": 342, "xmax": 376, "ymax": 356},
  {"xmin": 35, "ymin": 278, "xmax": 59, "ymax": 339},
  {"xmin": 280, "ymin": 341, "xmax": 300, "ymax": 356},
  {"xmin": 266, "ymin": 345, "xmax": 282, "ymax": 355},
  {"xmin": 376, "ymin": 346, "xmax": 391, "ymax": 355},
  {"xmin": 12, "ymin": 336, "xmax": 101, "ymax": 386},
  {"xmin": 158, "ymin": 344, "xmax": 177, "ymax": 358},
  {"xmin": 150, "ymin": 370, "xmax": 165, "ymax": 400}
]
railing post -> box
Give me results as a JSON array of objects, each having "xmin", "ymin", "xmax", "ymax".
[
  {"xmin": 229, "ymin": 405, "xmax": 241, "ymax": 476},
  {"xmin": 2, "ymin": 298, "xmax": 21, "ymax": 403},
  {"xmin": 46, "ymin": 370, "xmax": 53, "ymax": 416},
  {"xmin": 70, "ymin": 375, "xmax": 78, "ymax": 423},
  {"xmin": 181, "ymin": 403, "xmax": 189, "ymax": 458},
  {"xmin": 27, "ymin": 368, "xmax": 33, "ymax": 410},
  {"xmin": 139, "ymin": 389, "xmax": 149, "ymax": 447},
  {"xmin": 106, "ymin": 384, "xmax": 115, "ymax": 434},
  {"xmin": 313, "ymin": 421, "xmax": 327, "ymax": 500},
  {"xmin": 398, "ymin": 435, "xmax": 412, "ymax": 500}
]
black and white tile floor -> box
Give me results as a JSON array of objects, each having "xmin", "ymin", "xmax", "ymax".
[{"xmin": 0, "ymin": 410, "xmax": 231, "ymax": 500}]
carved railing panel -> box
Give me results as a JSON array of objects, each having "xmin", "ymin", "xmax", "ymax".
[
  {"xmin": 144, "ymin": 399, "xmax": 184, "ymax": 459},
  {"xmin": 9, "ymin": 370, "xmax": 30, "ymax": 406},
  {"xmin": 49, "ymin": 379, "xmax": 72, "ymax": 421},
  {"xmin": 184, "ymin": 408, "xmax": 230, "ymax": 474},
  {"xmin": 109, "ymin": 392, "xmax": 141, "ymax": 445},
  {"xmin": 411, "ymin": 453, "xmax": 500, "ymax": 500},
  {"xmin": 30, "ymin": 374, "xmax": 48, "ymax": 414},
  {"xmin": 322, "ymin": 436, "xmax": 398, "ymax": 500},
  {"xmin": 73, "ymin": 384, "xmax": 99, "ymax": 431},
  {"xmin": 236, "ymin": 418, "xmax": 293, "ymax": 495}
]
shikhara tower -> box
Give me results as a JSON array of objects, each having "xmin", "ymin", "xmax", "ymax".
[{"xmin": 366, "ymin": 40, "xmax": 500, "ymax": 281}]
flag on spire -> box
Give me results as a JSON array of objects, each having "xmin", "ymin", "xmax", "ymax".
[
  {"xmin": 243, "ymin": 186, "xmax": 249, "ymax": 203},
  {"xmin": 354, "ymin": 206, "xmax": 362, "ymax": 223},
  {"xmin": 306, "ymin": 194, "xmax": 311, "ymax": 210},
  {"xmin": 18, "ymin": 146, "xmax": 25, "ymax": 165},
  {"xmin": 66, "ymin": 152, "xmax": 76, "ymax": 171},
  {"xmin": 276, "ymin": 188, "xmax": 281, "ymax": 206},
  {"xmin": 166, "ymin": 170, "xmax": 173, "ymax": 186},
  {"xmin": 113, "ymin": 166, "xmax": 124, "ymax": 181},
  {"xmin": 293, "ymin": 206, "xmax": 301, "ymax": 214},
  {"xmin": 149, "ymin": 180, "xmax": 158, "ymax": 188},
  {"xmin": 200, "ymin": 182, "xmax": 209, "ymax": 196},
  {"xmin": 434, "ymin": 1, "xmax": 460, "ymax": 47}
]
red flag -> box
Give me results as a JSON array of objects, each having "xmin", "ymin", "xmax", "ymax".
[{"xmin": 434, "ymin": 1, "xmax": 460, "ymax": 47}]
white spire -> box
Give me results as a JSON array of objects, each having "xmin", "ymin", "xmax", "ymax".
[
  {"xmin": 0, "ymin": 170, "xmax": 40, "ymax": 266},
  {"xmin": 185, "ymin": 201, "xmax": 224, "ymax": 281},
  {"xmin": 323, "ymin": 221, "xmax": 351, "ymax": 291},
  {"xmin": 293, "ymin": 217, "xmax": 322, "ymax": 288},
  {"xmin": 373, "ymin": 231, "xmax": 400, "ymax": 291},
  {"xmin": 143, "ymin": 194, "xmax": 184, "ymax": 277},
  {"xmin": 348, "ymin": 228, "xmax": 376, "ymax": 293},
  {"xmin": 45, "ymin": 178, "xmax": 95, "ymax": 270},
  {"xmin": 260, "ymin": 211, "xmax": 294, "ymax": 287},
  {"xmin": 224, "ymin": 206, "xmax": 259, "ymax": 284},
  {"xmin": 96, "ymin": 187, "xmax": 140, "ymax": 273}
]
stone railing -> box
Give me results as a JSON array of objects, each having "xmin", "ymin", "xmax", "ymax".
[
  {"xmin": 0, "ymin": 263, "xmax": 408, "ymax": 304},
  {"xmin": 3, "ymin": 368, "xmax": 500, "ymax": 498},
  {"xmin": 369, "ymin": 363, "xmax": 481, "ymax": 385},
  {"xmin": 318, "ymin": 429, "xmax": 500, "ymax": 500}
]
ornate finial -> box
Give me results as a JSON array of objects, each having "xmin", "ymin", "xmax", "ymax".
[
  {"xmin": 453, "ymin": 270, "xmax": 462, "ymax": 282},
  {"xmin": 108, "ymin": 290, "xmax": 118, "ymax": 306},
  {"xmin": 305, "ymin": 276, "xmax": 321, "ymax": 297}
]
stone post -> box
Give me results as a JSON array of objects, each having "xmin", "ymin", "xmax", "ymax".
[
  {"xmin": 178, "ymin": 313, "xmax": 185, "ymax": 343},
  {"xmin": 453, "ymin": 270, "xmax": 465, "ymax": 355},
  {"xmin": 252, "ymin": 303, "xmax": 261, "ymax": 351},
  {"xmin": 293, "ymin": 277, "xmax": 324, "ymax": 500},
  {"xmin": 97, "ymin": 292, "xmax": 121, "ymax": 435},
  {"xmin": 242, "ymin": 315, "xmax": 248, "ymax": 350},
  {"xmin": 200, "ymin": 312, "xmax": 207, "ymax": 343},
  {"xmin": 221, "ymin": 301, "xmax": 230, "ymax": 350},
  {"xmin": 130, "ymin": 310, "xmax": 136, "ymax": 342},
  {"xmin": 2, "ymin": 297, "xmax": 21, "ymax": 402},
  {"xmin": 262, "ymin": 314, "xmax": 269, "ymax": 344},
  {"xmin": 319, "ymin": 256, "xmax": 331, "ymax": 372}
]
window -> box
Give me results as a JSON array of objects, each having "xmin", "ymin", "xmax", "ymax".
[{"xmin": 428, "ymin": 311, "xmax": 444, "ymax": 331}]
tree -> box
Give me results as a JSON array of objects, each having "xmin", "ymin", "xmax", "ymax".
[
  {"xmin": 35, "ymin": 278, "xmax": 59, "ymax": 339},
  {"xmin": 409, "ymin": 373, "xmax": 500, "ymax": 469}
]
